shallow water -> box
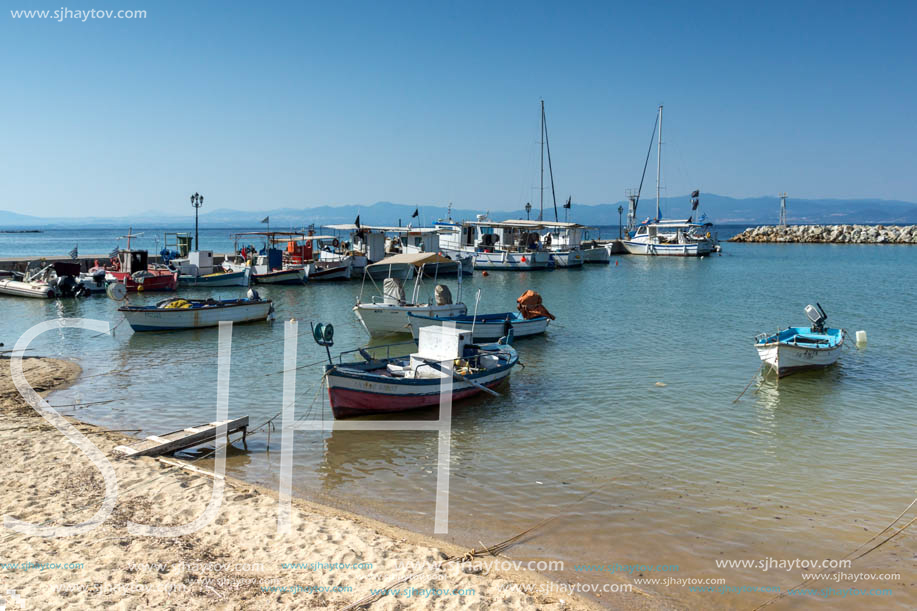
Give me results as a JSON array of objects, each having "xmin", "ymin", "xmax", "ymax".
[{"xmin": 3, "ymin": 241, "xmax": 915, "ymax": 609}]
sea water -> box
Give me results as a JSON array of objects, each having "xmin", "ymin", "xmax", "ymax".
[{"xmin": 2, "ymin": 231, "xmax": 914, "ymax": 609}]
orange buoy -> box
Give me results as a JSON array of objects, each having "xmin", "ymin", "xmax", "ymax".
[
  {"xmin": 615, "ymin": 260, "xmax": 619, "ymax": 266},
  {"xmin": 482, "ymin": 270, "xmax": 489, "ymax": 277}
]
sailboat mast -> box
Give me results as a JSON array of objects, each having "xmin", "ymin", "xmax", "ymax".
[
  {"xmin": 539, "ymin": 100, "xmax": 545, "ymax": 221},
  {"xmin": 543, "ymin": 101, "xmax": 559, "ymax": 222},
  {"xmin": 656, "ymin": 105, "xmax": 662, "ymax": 221}
]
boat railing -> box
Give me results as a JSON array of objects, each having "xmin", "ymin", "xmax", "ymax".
[{"xmin": 337, "ymin": 340, "xmax": 417, "ymax": 363}]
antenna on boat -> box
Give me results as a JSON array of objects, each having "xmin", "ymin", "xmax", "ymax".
[{"xmin": 311, "ymin": 322, "xmax": 335, "ymax": 365}]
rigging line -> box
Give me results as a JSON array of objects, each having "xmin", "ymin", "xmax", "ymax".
[
  {"xmin": 542, "ymin": 103, "xmax": 559, "ymax": 223},
  {"xmin": 635, "ymin": 111, "xmax": 660, "ymax": 214},
  {"xmin": 749, "ymin": 497, "xmax": 917, "ymax": 611}
]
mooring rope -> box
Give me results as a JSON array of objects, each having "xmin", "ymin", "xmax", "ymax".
[{"xmin": 749, "ymin": 494, "xmax": 917, "ymax": 611}]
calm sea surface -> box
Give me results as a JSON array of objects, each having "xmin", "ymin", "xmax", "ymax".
[{"xmin": 2, "ymin": 228, "xmax": 914, "ymax": 609}]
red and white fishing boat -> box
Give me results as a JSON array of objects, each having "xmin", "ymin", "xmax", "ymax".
[
  {"xmin": 322, "ymin": 324, "xmax": 518, "ymax": 419},
  {"xmin": 103, "ymin": 229, "xmax": 178, "ymax": 292},
  {"xmin": 106, "ymin": 249, "xmax": 178, "ymax": 291}
]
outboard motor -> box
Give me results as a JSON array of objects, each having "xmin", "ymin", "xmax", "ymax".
[
  {"xmin": 805, "ymin": 303, "xmax": 828, "ymax": 333},
  {"xmin": 247, "ymin": 288, "xmax": 260, "ymax": 301}
]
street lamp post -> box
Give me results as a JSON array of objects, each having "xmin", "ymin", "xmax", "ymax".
[
  {"xmin": 525, "ymin": 202, "xmax": 532, "ymax": 220},
  {"xmin": 618, "ymin": 205, "xmax": 624, "ymax": 239},
  {"xmin": 191, "ymin": 192, "xmax": 204, "ymax": 250}
]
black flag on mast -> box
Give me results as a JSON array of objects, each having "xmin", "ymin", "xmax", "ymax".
[
  {"xmin": 691, "ymin": 189, "xmax": 700, "ymax": 211},
  {"xmin": 411, "ymin": 208, "xmax": 419, "ymax": 218},
  {"xmin": 354, "ymin": 215, "xmax": 361, "ymax": 229},
  {"xmin": 563, "ymin": 196, "xmax": 571, "ymax": 209}
]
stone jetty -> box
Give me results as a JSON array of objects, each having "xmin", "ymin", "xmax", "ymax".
[{"xmin": 729, "ymin": 224, "xmax": 917, "ymax": 244}]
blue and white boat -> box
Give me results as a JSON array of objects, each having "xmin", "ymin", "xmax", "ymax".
[
  {"xmin": 119, "ymin": 293, "xmax": 274, "ymax": 332},
  {"xmin": 754, "ymin": 304, "xmax": 845, "ymax": 377},
  {"xmin": 407, "ymin": 311, "xmax": 550, "ymax": 342}
]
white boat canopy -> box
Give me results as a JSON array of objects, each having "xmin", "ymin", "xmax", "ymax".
[
  {"xmin": 326, "ymin": 224, "xmax": 447, "ymax": 234},
  {"xmin": 365, "ymin": 252, "xmax": 455, "ymax": 269}
]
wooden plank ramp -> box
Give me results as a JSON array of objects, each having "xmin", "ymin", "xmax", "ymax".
[{"xmin": 113, "ymin": 416, "xmax": 248, "ymax": 457}]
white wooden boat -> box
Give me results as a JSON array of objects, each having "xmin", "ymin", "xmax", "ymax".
[
  {"xmin": 550, "ymin": 249, "xmax": 583, "ymax": 267},
  {"xmin": 324, "ymin": 325, "xmax": 518, "ymax": 418},
  {"xmin": 408, "ymin": 311, "xmax": 550, "ymax": 342},
  {"xmin": 179, "ymin": 268, "xmax": 251, "ymax": 287},
  {"xmin": 77, "ymin": 268, "xmax": 109, "ymax": 293},
  {"xmin": 581, "ymin": 245, "xmax": 610, "ymax": 263},
  {"xmin": 354, "ymin": 253, "xmax": 467, "ymax": 337},
  {"xmin": 754, "ymin": 304, "xmax": 844, "ymax": 377},
  {"xmin": 305, "ymin": 259, "xmax": 352, "ymax": 281},
  {"xmin": 119, "ymin": 294, "xmax": 274, "ymax": 331},
  {"xmin": 253, "ymin": 268, "xmax": 305, "ymax": 285}
]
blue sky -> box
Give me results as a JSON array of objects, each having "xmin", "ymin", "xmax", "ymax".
[{"xmin": 2, "ymin": 1, "xmax": 916, "ymax": 217}]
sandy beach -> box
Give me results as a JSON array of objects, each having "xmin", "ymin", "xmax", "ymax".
[{"xmin": 0, "ymin": 357, "xmax": 662, "ymax": 610}]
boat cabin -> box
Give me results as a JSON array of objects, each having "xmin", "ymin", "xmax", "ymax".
[{"xmin": 114, "ymin": 249, "xmax": 150, "ymax": 274}]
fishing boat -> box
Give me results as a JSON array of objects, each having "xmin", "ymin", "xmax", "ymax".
[
  {"xmin": 621, "ymin": 106, "xmax": 718, "ymax": 257},
  {"xmin": 119, "ymin": 291, "xmax": 274, "ymax": 332},
  {"xmin": 754, "ymin": 303, "xmax": 845, "ymax": 377},
  {"xmin": 77, "ymin": 265, "xmax": 109, "ymax": 293},
  {"xmin": 438, "ymin": 216, "xmax": 555, "ymax": 270},
  {"xmin": 172, "ymin": 250, "xmax": 251, "ymax": 287},
  {"xmin": 408, "ymin": 311, "xmax": 550, "ymax": 342},
  {"xmin": 305, "ymin": 258, "xmax": 353, "ymax": 281},
  {"xmin": 408, "ymin": 289, "xmax": 554, "ymax": 341},
  {"xmin": 321, "ymin": 324, "xmax": 518, "ymax": 418},
  {"xmin": 354, "ymin": 252, "xmax": 467, "ymax": 337},
  {"xmin": 103, "ymin": 229, "xmax": 179, "ymax": 291}
]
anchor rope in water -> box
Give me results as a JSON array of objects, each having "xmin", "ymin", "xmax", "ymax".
[
  {"xmin": 336, "ymin": 477, "xmax": 623, "ymax": 611},
  {"xmin": 749, "ymin": 494, "xmax": 917, "ymax": 611}
]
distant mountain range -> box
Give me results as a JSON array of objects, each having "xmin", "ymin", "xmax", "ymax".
[{"xmin": 2, "ymin": 195, "xmax": 916, "ymax": 228}]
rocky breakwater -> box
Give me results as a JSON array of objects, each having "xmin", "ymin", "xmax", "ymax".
[{"xmin": 729, "ymin": 224, "xmax": 917, "ymax": 244}]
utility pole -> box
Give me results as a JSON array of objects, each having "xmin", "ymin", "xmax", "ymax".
[{"xmin": 779, "ymin": 193, "xmax": 788, "ymax": 228}]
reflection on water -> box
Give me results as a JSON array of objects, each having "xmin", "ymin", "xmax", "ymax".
[{"xmin": 4, "ymin": 243, "xmax": 915, "ymax": 609}]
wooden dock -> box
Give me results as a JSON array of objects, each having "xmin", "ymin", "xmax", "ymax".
[{"xmin": 113, "ymin": 416, "xmax": 248, "ymax": 457}]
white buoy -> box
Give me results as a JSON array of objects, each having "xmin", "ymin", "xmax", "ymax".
[{"xmin": 856, "ymin": 330, "xmax": 867, "ymax": 347}]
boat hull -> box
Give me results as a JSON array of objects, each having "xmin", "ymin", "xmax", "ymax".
[
  {"xmin": 253, "ymin": 269, "xmax": 305, "ymax": 285},
  {"xmin": 354, "ymin": 302, "xmax": 468, "ymax": 337},
  {"xmin": 755, "ymin": 334, "xmax": 844, "ymax": 377},
  {"xmin": 107, "ymin": 270, "xmax": 179, "ymax": 292},
  {"xmin": 550, "ymin": 250, "xmax": 584, "ymax": 267},
  {"xmin": 408, "ymin": 313, "xmax": 549, "ymax": 342},
  {"xmin": 622, "ymin": 240, "xmax": 713, "ymax": 257},
  {"xmin": 120, "ymin": 300, "xmax": 273, "ymax": 331},
  {"xmin": 178, "ymin": 269, "xmax": 251, "ymax": 287},
  {"xmin": 0, "ymin": 279, "xmax": 56, "ymax": 298},
  {"xmin": 305, "ymin": 261, "xmax": 352, "ymax": 281},
  {"xmin": 326, "ymin": 362, "xmax": 513, "ymax": 419},
  {"xmin": 472, "ymin": 251, "xmax": 554, "ymax": 270},
  {"xmin": 581, "ymin": 246, "xmax": 610, "ymax": 263}
]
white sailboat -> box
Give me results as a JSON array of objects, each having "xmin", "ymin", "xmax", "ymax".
[{"xmin": 622, "ymin": 105, "xmax": 718, "ymax": 257}]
